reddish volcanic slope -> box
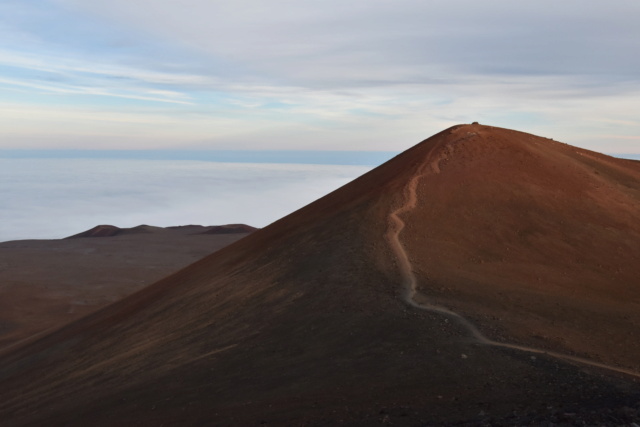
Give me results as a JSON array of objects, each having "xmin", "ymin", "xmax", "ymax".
[
  {"xmin": 0, "ymin": 225, "xmax": 254, "ymax": 352},
  {"xmin": 0, "ymin": 124, "xmax": 639, "ymax": 426},
  {"xmin": 403, "ymin": 126, "xmax": 640, "ymax": 370}
]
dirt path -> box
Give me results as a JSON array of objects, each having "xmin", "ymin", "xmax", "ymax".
[{"xmin": 385, "ymin": 154, "xmax": 640, "ymax": 380}]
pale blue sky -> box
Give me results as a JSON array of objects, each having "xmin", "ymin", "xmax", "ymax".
[{"xmin": 1, "ymin": 1, "xmax": 640, "ymax": 155}]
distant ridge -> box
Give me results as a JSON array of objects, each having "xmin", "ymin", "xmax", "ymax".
[
  {"xmin": 65, "ymin": 224, "xmax": 123, "ymax": 238},
  {"xmin": 67, "ymin": 224, "xmax": 258, "ymax": 239},
  {"xmin": 200, "ymin": 224, "xmax": 258, "ymax": 234}
]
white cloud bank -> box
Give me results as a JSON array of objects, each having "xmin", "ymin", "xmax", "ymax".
[{"xmin": 0, "ymin": 158, "xmax": 371, "ymax": 242}]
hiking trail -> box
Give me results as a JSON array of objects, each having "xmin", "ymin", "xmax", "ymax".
[{"xmin": 385, "ymin": 148, "xmax": 640, "ymax": 379}]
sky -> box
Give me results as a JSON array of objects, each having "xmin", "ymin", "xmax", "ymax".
[{"xmin": 1, "ymin": 1, "xmax": 640, "ymax": 156}]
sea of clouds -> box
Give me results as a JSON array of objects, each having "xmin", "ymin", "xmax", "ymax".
[{"xmin": 0, "ymin": 159, "xmax": 371, "ymax": 242}]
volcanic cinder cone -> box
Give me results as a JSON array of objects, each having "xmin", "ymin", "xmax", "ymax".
[{"xmin": 1, "ymin": 124, "xmax": 639, "ymax": 426}]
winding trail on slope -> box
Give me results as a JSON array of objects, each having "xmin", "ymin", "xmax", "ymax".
[{"xmin": 385, "ymin": 160, "xmax": 640, "ymax": 380}]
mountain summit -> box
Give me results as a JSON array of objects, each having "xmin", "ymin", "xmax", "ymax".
[{"xmin": 1, "ymin": 124, "xmax": 639, "ymax": 426}]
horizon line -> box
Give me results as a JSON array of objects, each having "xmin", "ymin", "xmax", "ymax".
[
  {"xmin": 0, "ymin": 149, "xmax": 638, "ymax": 166},
  {"xmin": 0, "ymin": 149, "xmax": 399, "ymax": 166}
]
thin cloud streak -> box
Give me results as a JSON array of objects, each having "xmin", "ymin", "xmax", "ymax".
[
  {"xmin": 0, "ymin": 76, "xmax": 194, "ymax": 105},
  {"xmin": 0, "ymin": 49, "xmax": 214, "ymax": 87},
  {"xmin": 62, "ymin": 0, "xmax": 640, "ymax": 85}
]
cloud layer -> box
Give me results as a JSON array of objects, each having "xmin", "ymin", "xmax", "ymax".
[{"xmin": 0, "ymin": 158, "xmax": 370, "ymax": 242}]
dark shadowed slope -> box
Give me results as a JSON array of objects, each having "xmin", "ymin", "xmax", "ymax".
[
  {"xmin": 0, "ymin": 124, "xmax": 639, "ymax": 426},
  {"xmin": 0, "ymin": 225, "xmax": 254, "ymax": 351}
]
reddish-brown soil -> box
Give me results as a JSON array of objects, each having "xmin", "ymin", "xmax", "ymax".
[
  {"xmin": 0, "ymin": 225, "xmax": 254, "ymax": 352},
  {"xmin": 402, "ymin": 125, "xmax": 640, "ymax": 370},
  {"xmin": 0, "ymin": 125, "xmax": 638, "ymax": 426}
]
